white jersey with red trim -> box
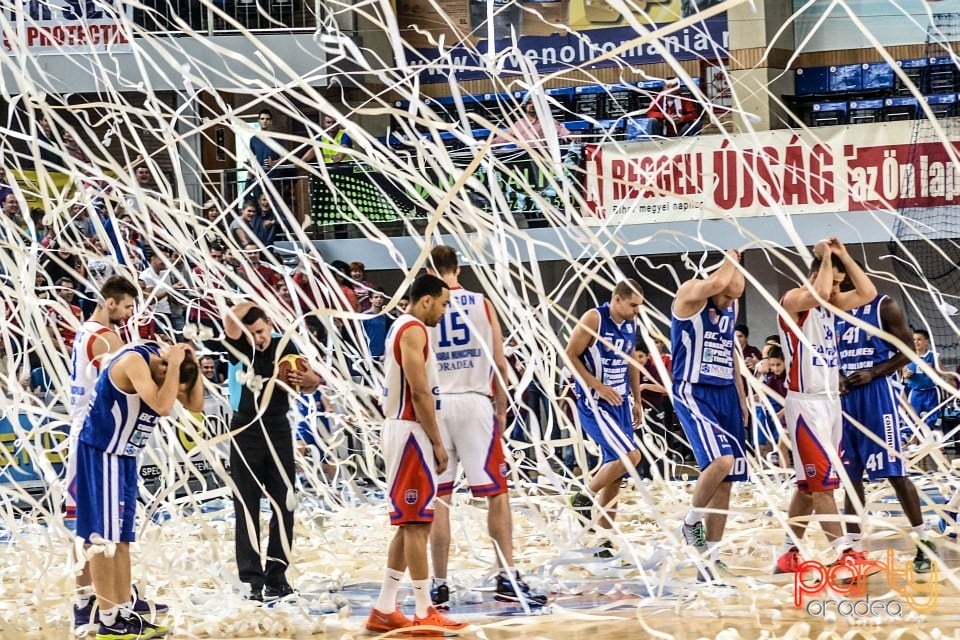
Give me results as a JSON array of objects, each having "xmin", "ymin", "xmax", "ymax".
[
  {"xmin": 382, "ymin": 314, "xmax": 440, "ymax": 422},
  {"xmin": 778, "ymin": 304, "xmax": 840, "ymax": 396},
  {"xmin": 69, "ymin": 320, "xmax": 117, "ymax": 433},
  {"xmin": 430, "ymin": 287, "xmax": 495, "ymax": 396}
]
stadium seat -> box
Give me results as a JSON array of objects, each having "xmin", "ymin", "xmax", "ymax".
[
  {"xmin": 849, "ymin": 99, "xmax": 884, "ymax": 124},
  {"xmin": 883, "ymin": 96, "xmax": 919, "ymax": 121},
  {"xmin": 810, "ymin": 101, "xmax": 848, "ymax": 127},
  {"xmin": 895, "ymin": 58, "xmax": 927, "ymax": 96},
  {"xmin": 795, "ymin": 67, "xmax": 830, "ymax": 96},
  {"xmin": 829, "ymin": 64, "xmax": 862, "ymax": 94},
  {"xmin": 925, "ymin": 93, "xmax": 957, "ymax": 119}
]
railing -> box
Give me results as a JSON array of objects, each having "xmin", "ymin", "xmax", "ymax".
[{"xmin": 131, "ymin": 0, "xmax": 320, "ymax": 35}]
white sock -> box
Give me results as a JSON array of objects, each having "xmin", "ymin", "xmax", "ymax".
[
  {"xmin": 684, "ymin": 509, "xmax": 703, "ymax": 527},
  {"xmin": 76, "ymin": 586, "xmax": 95, "ymax": 608},
  {"xmin": 830, "ymin": 535, "xmax": 848, "ymax": 553},
  {"xmin": 848, "ymin": 533, "xmax": 863, "ymax": 551},
  {"xmin": 782, "ymin": 538, "xmax": 797, "ymax": 554},
  {"xmin": 100, "ymin": 606, "xmax": 119, "ymax": 626},
  {"xmin": 707, "ymin": 541, "xmax": 720, "ymax": 562},
  {"xmin": 374, "ymin": 568, "xmax": 404, "ymax": 614},
  {"xmin": 913, "ymin": 524, "xmax": 928, "ymax": 539},
  {"xmin": 412, "ymin": 579, "xmax": 432, "ymax": 618}
]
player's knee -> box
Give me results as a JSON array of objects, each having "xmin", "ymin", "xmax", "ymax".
[{"xmin": 710, "ymin": 454, "xmax": 734, "ymax": 475}]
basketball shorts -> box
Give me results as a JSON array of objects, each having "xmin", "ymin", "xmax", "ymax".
[
  {"xmin": 754, "ymin": 399, "xmax": 783, "ymax": 447},
  {"xmin": 73, "ymin": 440, "xmax": 139, "ymax": 543},
  {"xmin": 576, "ymin": 396, "xmax": 636, "ymax": 465},
  {"xmin": 64, "ymin": 433, "xmax": 80, "ymax": 519},
  {"xmin": 383, "ymin": 418, "xmax": 437, "ymax": 526},
  {"xmin": 908, "ymin": 388, "xmax": 941, "ymax": 428},
  {"xmin": 674, "ymin": 382, "xmax": 748, "ymax": 481},
  {"xmin": 841, "ymin": 376, "xmax": 907, "ymax": 481},
  {"xmin": 787, "ymin": 392, "xmax": 842, "ymax": 492},
  {"xmin": 436, "ymin": 393, "xmax": 508, "ymax": 498}
]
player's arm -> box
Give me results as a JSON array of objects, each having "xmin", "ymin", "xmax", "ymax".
[
  {"xmin": 846, "ymin": 297, "xmax": 911, "ymax": 388},
  {"xmin": 400, "ymin": 325, "xmax": 447, "ymax": 474},
  {"xmin": 830, "ymin": 238, "xmax": 877, "ymax": 311},
  {"xmin": 115, "ymin": 346, "xmax": 187, "ymax": 416},
  {"xmin": 485, "ymin": 298, "xmax": 509, "ymax": 429},
  {"xmin": 224, "ymin": 301, "xmax": 258, "ymax": 340},
  {"xmin": 628, "ymin": 356, "xmax": 643, "ymax": 426},
  {"xmin": 782, "ymin": 240, "xmax": 835, "ymax": 316},
  {"xmin": 91, "ymin": 330, "xmax": 124, "ymax": 366},
  {"xmin": 673, "ymin": 250, "xmax": 741, "ymax": 318},
  {"xmin": 564, "ymin": 309, "xmax": 620, "ymax": 405}
]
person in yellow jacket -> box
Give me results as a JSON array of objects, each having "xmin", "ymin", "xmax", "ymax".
[{"xmin": 302, "ymin": 113, "xmax": 352, "ymax": 164}]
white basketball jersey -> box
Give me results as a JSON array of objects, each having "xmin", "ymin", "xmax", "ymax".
[
  {"xmin": 779, "ymin": 303, "xmax": 840, "ymax": 396},
  {"xmin": 69, "ymin": 320, "xmax": 116, "ymax": 433},
  {"xmin": 430, "ymin": 287, "xmax": 495, "ymax": 396},
  {"xmin": 382, "ymin": 314, "xmax": 440, "ymax": 422}
]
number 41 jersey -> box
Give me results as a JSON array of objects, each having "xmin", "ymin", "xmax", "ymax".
[{"xmin": 430, "ymin": 286, "xmax": 495, "ymax": 397}]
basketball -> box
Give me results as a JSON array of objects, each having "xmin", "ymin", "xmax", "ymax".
[{"xmin": 277, "ymin": 354, "xmax": 309, "ymax": 389}]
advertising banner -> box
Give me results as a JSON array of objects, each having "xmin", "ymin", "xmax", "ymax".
[
  {"xmin": 793, "ymin": 0, "xmax": 960, "ymax": 52},
  {"xmin": 3, "ymin": 0, "xmax": 133, "ymax": 55},
  {"xmin": 399, "ymin": 0, "xmax": 728, "ymax": 82},
  {"xmin": 582, "ymin": 121, "xmax": 960, "ymax": 225}
]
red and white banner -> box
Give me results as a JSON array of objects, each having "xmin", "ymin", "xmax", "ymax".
[
  {"xmin": 582, "ymin": 121, "xmax": 960, "ymax": 226},
  {"xmin": 3, "ymin": 0, "xmax": 132, "ymax": 55}
]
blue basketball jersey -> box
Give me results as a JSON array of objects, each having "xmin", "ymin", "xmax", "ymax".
[
  {"xmin": 79, "ymin": 343, "xmax": 163, "ymax": 457},
  {"xmin": 671, "ymin": 298, "xmax": 738, "ymax": 386},
  {"xmin": 574, "ymin": 303, "xmax": 636, "ymax": 401},
  {"xmin": 905, "ymin": 351, "xmax": 937, "ymax": 390},
  {"xmin": 836, "ymin": 295, "xmax": 895, "ymax": 374}
]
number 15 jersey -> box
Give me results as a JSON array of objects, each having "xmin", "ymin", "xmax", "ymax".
[{"xmin": 430, "ymin": 286, "xmax": 495, "ymax": 397}]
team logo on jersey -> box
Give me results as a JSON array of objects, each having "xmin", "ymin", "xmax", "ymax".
[
  {"xmin": 499, "ymin": 462, "xmax": 508, "ymax": 477},
  {"xmin": 805, "ymin": 464, "xmax": 816, "ymax": 478},
  {"xmin": 404, "ymin": 489, "xmax": 419, "ymax": 504}
]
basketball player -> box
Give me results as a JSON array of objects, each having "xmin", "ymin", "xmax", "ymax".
[
  {"xmin": 837, "ymin": 292, "xmax": 935, "ymax": 573},
  {"xmin": 671, "ymin": 249, "xmax": 747, "ymax": 582},
  {"xmin": 66, "ymin": 276, "xmax": 167, "ymax": 627},
  {"xmin": 774, "ymin": 238, "xmax": 877, "ymax": 574},
  {"xmin": 425, "ymin": 245, "xmax": 546, "ymax": 609},
  {"xmin": 74, "ymin": 342, "xmax": 202, "ymax": 640},
  {"xmin": 904, "ymin": 328, "xmax": 942, "ymax": 436},
  {"xmin": 366, "ymin": 274, "xmax": 466, "ymax": 634},
  {"xmin": 567, "ymin": 280, "xmax": 644, "ymax": 556}
]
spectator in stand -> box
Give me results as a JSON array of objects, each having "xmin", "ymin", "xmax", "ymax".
[
  {"xmin": 647, "ymin": 79, "xmax": 703, "ymax": 137},
  {"xmin": 349, "ymin": 261, "xmax": 376, "ymax": 312},
  {"xmin": 236, "ymin": 243, "xmax": 282, "ymax": 295},
  {"xmin": 1, "ymin": 187, "xmax": 26, "ymax": 232},
  {"xmin": 494, "ymin": 98, "xmax": 570, "ymax": 147},
  {"xmin": 47, "ymin": 276, "xmax": 84, "ymax": 355},
  {"xmin": 256, "ymin": 193, "xmax": 279, "ymax": 247},
  {"xmin": 85, "ymin": 237, "xmax": 117, "ymax": 291},
  {"xmin": 302, "ymin": 113, "xmax": 353, "ymax": 164},
  {"xmin": 124, "ymin": 157, "xmax": 157, "ymax": 217},
  {"xmin": 734, "ymin": 324, "xmax": 763, "ymax": 372},
  {"xmin": 330, "ymin": 260, "xmax": 359, "ymax": 313},
  {"xmin": 753, "ymin": 344, "xmax": 789, "ymax": 467},
  {"xmin": 230, "ymin": 200, "xmax": 260, "ymax": 248},
  {"xmin": 35, "ymin": 111, "xmax": 66, "ymax": 171},
  {"xmin": 362, "ymin": 290, "xmax": 391, "ymax": 361},
  {"xmin": 199, "ymin": 353, "xmax": 225, "ymax": 385},
  {"xmin": 396, "ymin": 294, "xmax": 410, "ymax": 315},
  {"xmin": 189, "ymin": 241, "xmax": 230, "ymax": 348},
  {"xmin": 200, "ymin": 199, "xmax": 230, "ymax": 245},
  {"xmin": 138, "ymin": 246, "xmax": 186, "ymax": 340},
  {"xmin": 248, "ymin": 108, "xmax": 282, "ymax": 202}
]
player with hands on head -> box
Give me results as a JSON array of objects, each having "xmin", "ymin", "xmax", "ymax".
[
  {"xmin": 775, "ymin": 237, "xmax": 877, "ymax": 575},
  {"xmin": 672, "ymin": 249, "xmax": 748, "ymax": 583}
]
